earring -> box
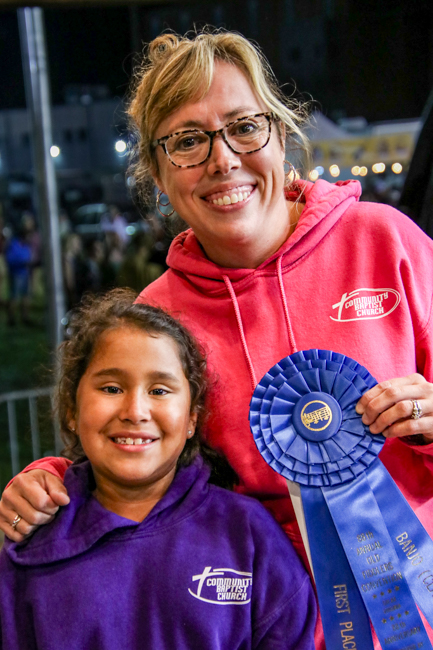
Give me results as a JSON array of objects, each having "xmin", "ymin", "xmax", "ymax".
[
  {"xmin": 188, "ymin": 430, "xmax": 193, "ymax": 438},
  {"xmin": 284, "ymin": 160, "xmax": 298, "ymax": 185},
  {"xmin": 156, "ymin": 190, "xmax": 175, "ymax": 218},
  {"xmin": 70, "ymin": 427, "xmax": 75, "ymax": 433}
]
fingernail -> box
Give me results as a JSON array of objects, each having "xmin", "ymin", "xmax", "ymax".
[{"xmin": 356, "ymin": 404, "xmax": 364, "ymax": 414}]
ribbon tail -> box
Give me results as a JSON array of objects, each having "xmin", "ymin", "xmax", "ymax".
[
  {"xmin": 301, "ymin": 484, "xmax": 375, "ymax": 649},
  {"xmin": 324, "ymin": 473, "xmax": 432, "ymax": 649},
  {"xmin": 367, "ymin": 459, "xmax": 433, "ymax": 627}
]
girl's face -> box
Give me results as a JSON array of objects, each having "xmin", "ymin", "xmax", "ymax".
[{"xmin": 70, "ymin": 326, "xmax": 197, "ymax": 505}]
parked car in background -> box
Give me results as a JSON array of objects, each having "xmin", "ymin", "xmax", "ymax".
[{"xmin": 71, "ymin": 203, "xmax": 146, "ymax": 240}]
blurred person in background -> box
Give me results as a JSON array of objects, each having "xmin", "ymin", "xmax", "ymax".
[
  {"xmin": 100, "ymin": 204, "xmax": 129, "ymax": 248},
  {"xmin": 62, "ymin": 232, "xmax": 83, "ymax": 310},
  {"xmin": 0, "ymin": 212, "xmax": 8, "ymax": 311},
  {"xmin": 75, "ymin": 238, "xmax": 105, "ymax": 299},
  {"xmin": 58, "ymin": 208, "xmax": 72, "ymax": 241},
  {"xmin": 101, "ymin": 231, "xmax": 125, "ymax": 290},
  {"xmin": 117, "ymin": 231, "xmax": 164, "ymax": 293},
  {"xmin": 20, "ymin": 212, "xmax": 42, "ymax": 302},
  {"xmin": 62, "ymin": 237, "xmax": 106, "ymax": 313},
  {"xmin": 2, "ymin": 30, "xmax": 433, "ymax": 648},
  {"xmin": 5, "ymin": 218, "xmax": 33, "ymax": 326},
  {"xmin": 145, "ymin": 210, "xmax": 173, "ymax": 271}
]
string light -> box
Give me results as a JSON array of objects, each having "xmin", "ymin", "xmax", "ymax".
[{"xmin": 391, "ymin": 162, "xmax": 403, "ymax": 174}]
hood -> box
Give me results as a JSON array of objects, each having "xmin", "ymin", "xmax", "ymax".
[
  {"xmin": 5, "ymin": 456, "xmax": 210, "ymax": 566},
  {"xmin": 166, "ymin": 179, "xmax": 362, "ymax": 295},
  {"xmin": 164, "ymin": 178, "xmax": 362, "ymax": 390}
]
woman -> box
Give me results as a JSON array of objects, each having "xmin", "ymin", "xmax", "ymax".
[
  {"xmin": 0, "ymin": 289, "xmax": 316, "ymax": 649},
  {"xmin": 2, "ymin": 30, "xmax": 433, "ymax": 648}
]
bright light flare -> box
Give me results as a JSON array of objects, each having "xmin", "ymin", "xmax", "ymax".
[
  {"xmin": 309, "ymin": 169, "xmax": 319, "ymax": 181},
  {"xmin": 115, "ymin": 140, "xmax": 127, "ymax": 153},
  {"xmin": 391, "ymin": 163, "xmax": 403, "ymax": 174},
  {"xmin": 359, "ymin": 166, "xmax": 368, "ymax": 177},
  {"xmin": 351, "ymin": 166, "xmax": 360, "ymax": 176},
  {"xmin": 329, "ymin": 164, "xmax": 340, "ymax": 177},
  {"xmin": 372, "ymin": 162, "xmax": 386, "ymax": 174},
  {"xmin": 50, "ymin": 145, "xmax": 60, "ymax": 158}
]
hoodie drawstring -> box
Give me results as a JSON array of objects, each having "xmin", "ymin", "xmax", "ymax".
[
  {"xmin": 277, "ymin": 256, "xmax": 297, "ymax": 353},
  {"xmin": 222, "ymin": 275, "xmax": 257, "ymax": 391},
  {"xmin": 223, "ymin": 261, "xmax": 297, "ymax": 392}
]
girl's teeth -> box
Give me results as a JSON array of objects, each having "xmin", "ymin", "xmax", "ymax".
[
  {"xmin": 113, "ymin": 437, "xmax": 153, "ymax": 445},
  {"xmin": 212, "ymin": 191, "xmax": 251, "ymax": 206}
]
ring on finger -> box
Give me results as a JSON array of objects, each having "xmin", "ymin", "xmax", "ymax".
[
  {"xmin": 11, "ymin": 514, "xmax": 22, "ymax": 530},
  {"xmin": 411, "ymin": 399, "xmax": 423, "ymax": 420}
]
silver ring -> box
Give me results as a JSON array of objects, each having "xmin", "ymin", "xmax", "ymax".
[
  {"xmin": 411, "ymin": 400, "xmax": 423, "ymax": 420},
  {"xmin": 11, "ymin": 514, "xmax": 22, "ymax": 530}
]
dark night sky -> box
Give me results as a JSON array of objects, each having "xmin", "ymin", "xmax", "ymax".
[
  {"xmin": 0, "ymin": 7, "xmax": 132, "ymax": 108},
  {"xmin": 1, "ymin": 1, "xmax": 432, "ymax": 122}
]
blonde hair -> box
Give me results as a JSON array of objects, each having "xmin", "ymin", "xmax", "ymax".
[{"xmin": 127, "ymin": 29, "xmax": 310, "ymax": 203}]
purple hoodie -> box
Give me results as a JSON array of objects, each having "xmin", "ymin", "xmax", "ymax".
[{"xmin": 0, "ymin": 456, "xmax": 316, "ymax": 649}]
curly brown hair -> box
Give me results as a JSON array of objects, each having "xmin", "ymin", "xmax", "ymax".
[{"xmin": 57, "ymin": 288, "xmax": 207, "ymax": 471}]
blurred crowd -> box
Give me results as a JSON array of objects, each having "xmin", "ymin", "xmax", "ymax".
[
  {"xmin": 0, "ymin": 204, "xmax": 170, "ymax": 327},
  {"xmin": 359, "ymin": 180, "xmax": 402, "ymax": 207},
  {"xmin": 0, "ymin": 183, "xmax": 404, "ymax": 328}
]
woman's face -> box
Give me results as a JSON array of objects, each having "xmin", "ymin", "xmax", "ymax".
[
  {"xmin": 70, "ymin": 326, "xmax": 197, "ymax": 504},
  {"xmin": 153, "ymin": 61, "xmax": 290, "ymax": 268}
]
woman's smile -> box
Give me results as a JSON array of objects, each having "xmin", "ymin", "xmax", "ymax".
[{"xmin": 202, "ymin": 184, "xmax": 255, "ymax": 206}]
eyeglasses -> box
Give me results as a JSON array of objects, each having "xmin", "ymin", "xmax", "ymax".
[{"xmin": 152, "ymin": 112, "xmax": 274, "ymax": 168}]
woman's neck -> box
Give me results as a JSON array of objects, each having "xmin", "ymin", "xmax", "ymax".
[{"xmin": 201, "ymin": 200, "xmax": 304, "ymax": 269}]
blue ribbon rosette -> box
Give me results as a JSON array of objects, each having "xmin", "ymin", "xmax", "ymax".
[{"xmin": 249, "ymin": 350, "xmax": 433, "ymax": 650}]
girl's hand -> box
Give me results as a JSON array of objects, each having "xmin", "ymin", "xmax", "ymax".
[
  {"xmin": 0, "ymin": 470, "xmax": 70, "ymax": 543},
  {"xmin": 356, "ymin": 373, "xmax": 433, "ymax": 444}
]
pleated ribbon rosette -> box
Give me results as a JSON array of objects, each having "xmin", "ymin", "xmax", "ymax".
[{"xmin": 249, "ymin": 349, "xmax": 433, "ymax": 650}]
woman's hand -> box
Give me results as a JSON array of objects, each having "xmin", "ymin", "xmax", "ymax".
[
  {"xmin": 356, "ymin": 373, "xmax": 433, "ymax": 443},
  {"xmin": 0, "ymin": 470, "xmax": 70, "ymax": 543}
]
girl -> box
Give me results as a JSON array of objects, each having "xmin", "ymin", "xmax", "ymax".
[{"xmin": 0, "ymin": 288, "xmax": 315, "ymax": 650}]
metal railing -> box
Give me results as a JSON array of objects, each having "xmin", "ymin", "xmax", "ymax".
[{"xmin": 0, "ymin": 387, "xmax": 59, "ymax": 478}]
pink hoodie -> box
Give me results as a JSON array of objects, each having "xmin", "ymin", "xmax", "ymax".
[
  {"xmin": 137, "ymin": 178, "xmax": 433, "ymax": 538},
  {"xmin": 25, "ymin": 179, "xmax": 433, "ymax": 646}
]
